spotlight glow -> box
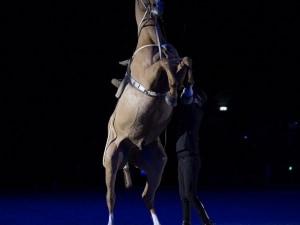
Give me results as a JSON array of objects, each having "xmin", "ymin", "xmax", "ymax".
[{"xmin": 219, "ymin": 106, "xmax": 227, "ymax": 111}]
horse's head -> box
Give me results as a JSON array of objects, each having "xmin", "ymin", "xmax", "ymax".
[
  {"xmin": 150, "ymin": 0, "xmax": 164, "ymax": 17},
  {"xmin": 135, "ymin": 0, "xmax": 164, "ymax": 26},
  {"xmin": 131, "ymin": 0, "xmax": 194, "ymax": 108}
]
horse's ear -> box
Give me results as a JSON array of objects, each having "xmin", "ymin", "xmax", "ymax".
[{"xmin": 119, "ymin": 59, "xmax": 130, "ymax": 66}]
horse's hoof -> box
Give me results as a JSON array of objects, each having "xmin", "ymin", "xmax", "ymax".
[{"xmin": 165, "ymin": 94, "xmax": 177, "ymax": 107}]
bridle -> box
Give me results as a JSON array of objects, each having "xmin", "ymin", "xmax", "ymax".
[
  {"xmin": 135, "ymin": 0, "xmax": 165, "ymax": 59},
  {"xmin": 137, "ymin": 0, "xmax": 164, "ymax": 33},
  {"xmin": 125, "ymin": 0, "xmax": 181, "ymax": 98}
]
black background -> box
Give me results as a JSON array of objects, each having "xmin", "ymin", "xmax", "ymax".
[{"xmin": 4, "ymin": 0, "xmax": 299, "ymax": 189}]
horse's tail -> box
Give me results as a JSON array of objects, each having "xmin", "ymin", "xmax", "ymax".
[{"xmin": 123, "ymin": 162, "xmax": 132, "ymax": 189}]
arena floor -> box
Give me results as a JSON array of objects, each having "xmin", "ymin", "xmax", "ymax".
[{"xmin": 1, "ymin": 185, "xmax": 299, "ymax": 225}]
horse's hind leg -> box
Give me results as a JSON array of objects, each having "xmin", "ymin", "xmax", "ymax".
[
  {"xmin": 103, "ymin": 142, "xmax": 124, "ymax": 225},
  {"xmin": 104, "ymin": 162, "xmax": 117, "ymax": 225},
  {"xmin": 141, "ymin": 143, "xmax": 167, "ymax": 225}
]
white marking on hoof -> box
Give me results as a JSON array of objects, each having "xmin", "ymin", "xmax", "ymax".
[{"xmin": 151, "ymin": 212, "xmax": 161, "ymax": 225}]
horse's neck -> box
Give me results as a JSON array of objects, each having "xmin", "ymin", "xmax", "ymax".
[{"xmin": 136, "ymin": 25, "xmax": 166, "ymax": 47}]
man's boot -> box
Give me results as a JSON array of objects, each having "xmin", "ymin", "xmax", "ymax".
[{"xmin": 181, "ymin": 200, "xmax": 191, "ymax": 225}]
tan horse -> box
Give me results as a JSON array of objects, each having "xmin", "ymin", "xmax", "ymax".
[{"xmin": 103, "ymin": 0, "xmax": 194, "ymax": 224}]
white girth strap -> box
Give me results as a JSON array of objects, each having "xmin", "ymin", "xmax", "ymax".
[{"xmin": 126, "ymin": 74, "xmax": 167, "ymax": 97}]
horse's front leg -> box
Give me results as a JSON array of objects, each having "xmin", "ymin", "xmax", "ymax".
[
  {"xmin": 177, "ymin": 56, "xmax": 194, "ymax": 86},
  {"xmin": 157, "ymin": 58, "xmax": 179, "ymax": 107}
]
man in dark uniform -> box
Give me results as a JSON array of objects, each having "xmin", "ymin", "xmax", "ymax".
[{"xmin": 173, "ymin": 85, "xmax": 214, "ymax": 225}]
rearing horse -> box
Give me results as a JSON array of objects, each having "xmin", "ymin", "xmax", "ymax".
[{"xmin": 102, "ymin": 0, "xmax": 194, "ymax": 224}]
